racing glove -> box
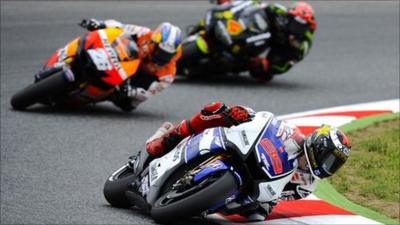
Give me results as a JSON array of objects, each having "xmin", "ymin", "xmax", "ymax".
[{"xmin": 79, "ymin": 18, "xmax": 106, "ymax": 31}]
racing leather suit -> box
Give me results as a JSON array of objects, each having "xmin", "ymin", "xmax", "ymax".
[
  {"xmin": 192, "ymin": 1, "xmax": 314, "ymax": 81},
  {"xmin": 146, "ymin": 102, "xmax": 318, "ymax": 221},
  {"xmin": 96, "ymin": 19, "xmax": 182, "ymax": 111},
  {"xmin": 260, "ymin": 3, "xmax": 314, "ymax": 78}
]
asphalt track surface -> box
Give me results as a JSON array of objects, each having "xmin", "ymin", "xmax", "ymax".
[{"xmin": 1, "ymin": 1, "xmax": 399, "ymax": 224}]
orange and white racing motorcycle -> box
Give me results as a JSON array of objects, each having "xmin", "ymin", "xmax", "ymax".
[{"xmin": 11, "ymin": 27, "xmax": 140, "ymax": 110}]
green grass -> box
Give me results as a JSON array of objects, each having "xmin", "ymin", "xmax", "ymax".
[{"xmin": 315, "ymin": 113, "xmax": 400, "ymax": 225}]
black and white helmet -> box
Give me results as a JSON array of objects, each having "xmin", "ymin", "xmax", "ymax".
[{"xmin": 304, "ymin": 125, "xmax": 351, "ymax": 179}]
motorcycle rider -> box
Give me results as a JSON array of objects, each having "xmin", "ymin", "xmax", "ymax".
[
  {"xmin": 35, "ymin": 19, "xmax": 182, "ymax": 111},
  {"xmin": 189, "ymin": 0, "xmax": 317, "ymax": 82},
  {"xmin": 140, "ymin": 101, "xmax": 351, "ymax": 221}
]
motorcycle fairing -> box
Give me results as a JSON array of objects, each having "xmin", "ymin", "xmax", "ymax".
[
  {"xmin": 148, "ymin": 141, "xmax": 187, "ymax": 187},
  {"xmin": 253, "ymin": 173, "xmax": 294, "ymax": 202},
  {"xmin": 80, "ymin": 28, "xmax": 140, "ymax": 87},
  {"xmin": 184, "ymin": 127, "xmax": 226, "ymax": 163},
  {"xmin": 223, "ymin": 111, "xmax": 274, "ymax": 158},
  {"xmin": 221, "ymin": 112, "xmax": 298, "ymax": 202},
  {"xmin": 145, "ymin": 140, "xmax": 187, "ymax": 204},
  {"xmin": 45, "ymin": 37, "xmax": 80, "ymax": 69}
]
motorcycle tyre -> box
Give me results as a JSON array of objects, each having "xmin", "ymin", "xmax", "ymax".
[
  {"xmin": 10, "ymin": 72, "xmax": 69, "ymax": 110},
  {"xmin": 151, "ymin": 171, "xmax": 238, "ymax": 223},
  {"xmin": 103, "ymin": 164, "xmax": 136, "ymax": 208},
  {"xmin": 178, "ymin": 40, "xmax": 205, "ymax": 77}
]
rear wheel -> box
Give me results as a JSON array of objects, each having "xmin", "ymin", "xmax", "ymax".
[
  {"xmin": 151, "ymin": 171, "xmax": 238, "ymax": 223},
  {"xmin": 10, "ymin": 71, "xmax": 69, "ymax": 110},
  {"xmin": 103, "ymin": 164, "xmax": 136, "ymax": 208}
]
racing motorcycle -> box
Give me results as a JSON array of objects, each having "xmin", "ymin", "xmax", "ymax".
[
  {"xmin": 178, "ymin": 1, "xmax": 273, "ymax": 80},
  {"xmin": 104, "ymin": 112, "xmax": 295, "ymax": 223},
  {"xmin": 10, "ymin": 27, "xmax": 140, "ymax": 110}
]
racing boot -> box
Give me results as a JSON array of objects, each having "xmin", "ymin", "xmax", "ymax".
[{"xmin": 128, "ymin": 122, "xmax": 178, "ymax": 175}]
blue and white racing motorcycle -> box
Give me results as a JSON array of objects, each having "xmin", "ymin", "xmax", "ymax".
[{"xmin": 104, "ymin": 112, "xmax": 297, "ymax": 223}]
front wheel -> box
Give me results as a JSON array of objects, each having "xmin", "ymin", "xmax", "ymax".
[
  {"xmin": 151, "ymin": 171, "xmax": 238, "ymax": 223},
  {"xmin": 103, "ymin": 164, "xmax": 136, "ymax": 208},
  {"xmin": 10, "ymin": 71, "xmax": 69, "ymax": 110},
  {"xmin": 178, "ymin": 37, "xmax": 207, "ymax": 77}
]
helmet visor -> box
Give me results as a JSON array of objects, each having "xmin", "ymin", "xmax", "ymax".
[
  {"xmin": 151, "ymin": 44, "xmax": 175, "ymax": 66},
  {"xmin": 287, "ymin": 16, "xmax": 309, "ymax": 38},
  {"xmin": 304, "ymin": 134, "xmax": 348, "ymax": 179},
  {"xmin": 316, "ymin": 148, "xmax": 345, "ymax": 178}
]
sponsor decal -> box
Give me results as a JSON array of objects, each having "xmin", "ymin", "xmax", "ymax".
[
  {"xmin": 240, "ymin": 130, "xmax": 249, "ymax": 146},
  {"xmin": 140, "ymin": 175, "xmax": 149, "ymax": 196},
  {"xmin": 260, "ymin": 153, "xmax": 271, "ymax": 170},
  {"xmin": 261, "ymin": 184, "xmax": 276, "ymax": 200},
  {"xmin": 267, "ymin": 184, "xmax": 277, "ymax": 196},
  {"xmin": 87, "ymin": 49, "xmax": 113, "ymax": 71},
  {"xmin": 225, "ymin": 194, "xmax": 236, "ymax": 205},
  {"xmin": 209, "ymin": 161, "xmax": 223, "ymax": 169},
  {"xmin": 172, "ymin": 149, "xmax": 181, "ymax": 162},
  {"xmin": 213, "ymin": 10, "xmax": 233, "ymax": 20},
  {"xmin": 200, "ymin": 114, "xmax": 223, "ymax": 120},
  {"xmin": 227, "ymin": 19, "xmax": 243, "ymax": 36},
  {"xmin": 200, "ymin": 149, "xmax": 211, "ymax": 155},
  {"xmin": 150, "ymin": 164, "xmax": 158, "ymax": 182},
  {"xmin": 98, "ymin": 30, "xmax": 127, "ymax": 79},
  {"xmin": 260, "ymin": 138, "xmax": 283, "ymax": 175},
  {"xmin": 316, "ymin": 125, "xmax": 330, "ymax": 137}
]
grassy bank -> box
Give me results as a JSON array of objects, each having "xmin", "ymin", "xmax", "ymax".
[{"xmin": 316, "ymin": 113, "xmax": 400, "ymax": 224}]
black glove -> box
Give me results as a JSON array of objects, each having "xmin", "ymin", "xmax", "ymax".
[{"xmin": 79, "ymin": 19, "xmax": 106, "ymax": 31}]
